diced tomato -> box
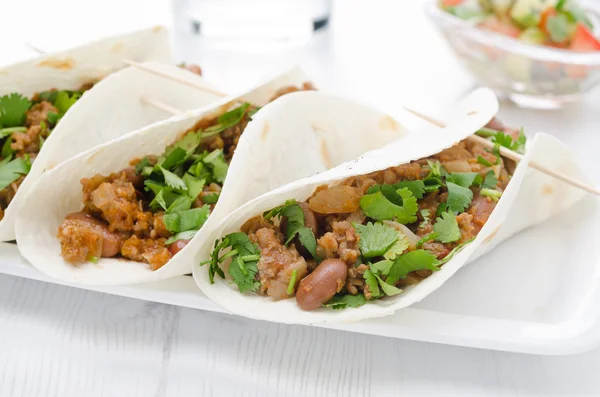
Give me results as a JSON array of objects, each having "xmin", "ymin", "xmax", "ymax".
[
  {"xmin": 479, "ymin": 16, "xmax": 521, "ymax": 38},
  {"xmin": 441, "ymin": 0, "xmax": 464, "ymax": 6},
  {"xmin": 570, "ymin": 23, "xmax": 600, "ymax": 52},
  {"xmin": 566, "ymin": 23, "xmax": 600, "ymax": 78}
]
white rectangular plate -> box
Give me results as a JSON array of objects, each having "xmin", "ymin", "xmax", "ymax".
[{"xmin": 3, "ymin": 194, "xmax": 599, "ymax": 355}]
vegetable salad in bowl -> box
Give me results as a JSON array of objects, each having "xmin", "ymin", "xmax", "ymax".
[{"xmin": 427, "ymin": 0, "xmax": 600, "ymax": 108}]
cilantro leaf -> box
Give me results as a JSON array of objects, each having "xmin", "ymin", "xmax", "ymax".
[
  {"xmin": 383, "ymin": 230, "xmax": 409, "ymax": 260},
  {"xmin": 481, "ymin": 188, "xmax": 502, "ymax": 202},
  {"xmin": 280, "ymin": 202, "xmax": 320, "ymax": 260},
  {"xmin": 322, "ymin": 294, "xmax": 368, "ymax": 310},
  {"xmin": 386, "ymin": 250, "xmax": 440, "ymax": 285},
  {"xmin": 203, "ymin": 149, "xmax": 229, "ymax": 183},
  {"xmin": 160, "ymin": 166, "xmax": 187, "ymax": 190},
  {"xmin": 1, "ymin": 138, "xmax": 13, "ymax": 159},
  {"xmin": 370, "ymin": 259, "xmax": 394, "ymax": 276},
  {"xmin": 183, "ymin": 174, "xmax": 205, "ymax": 200},
  {"xmin": 135, "ymin": 156, "xmax": 152, "ymax": 175},
  {"xmin": 375, "ymin": 274, "xmax": 403, "ymax": 296},
  {"xmin": 163, "ymin": 206, "xmax": 210, "ymax": 233},
  {"xmin": 0, "ymin": 126, "xmax": 26, "ymax": 138},
  {"xmin": 419, "ymin": 209, "xmax": 431, "ymax": 229},
  {"xmin": 165, "ymin": 229, "xmax": 199, "ymax": 245},
  {"xmin": 0, "ymin": 93, "xmax": 31, "ymax": 127},
  {"xmin": 297, "ymin": 227, "xmax": 320, "ymax": 260},
  {"xmin": 477, "ymin": 156, "xmax": 493, "ymax": 167},
  {"xmin": 446, "ymin": 182, "xmax": 473, "ymax": 214},
  {"xmin": 160, "ymin": 147, "xmax": 187, "ymax": 170},
  {"xmin": 353, "ymin": 222, "xmax": 398, "ymax": 259},
  {"xmin": 287, "ymin": 269, "xmax": 298, "ymax": 295},
  {"xmin": 481, "ymin": 171, "xmax": 498, "ymax": 189},
  {"xmin": 364, "ymin": 269, "xmax": 381, "ymax": 298},
  {"xmin": 53, "ymin": 91, "xmax": 80, "ymax": 114},
  {"xmin": 360, "ymin": 187, "xmax": 418, "ymax": 224},
  {"xmin": 446, "ymin": 172, "xmax": 478, "ymax": 188},
  {"xmin": 416, "ymin": 232, "xmax": 438, "ymax": 248},
  {"xmin": 0, "ymin": 157, "xmax": 31, "ymax": 190},
  {"xmin": 393, "ymin": 180, "xmax": 426, "ymax": 199},
  {"xmin": 202, "ymin": 192, "xmax": 220, "ymax": 204},
  {"xmin": 205, "ymin": 232, "xmax": 261, "ymax": 292},
  {"xmin": 433, "ymin": 211, "xmax": 461, "ymax": 243},
  {"xmin": 167, "ymin": 195, "xmax": 194, "ymax": 212},
  {"xmin": 438, "ymin": 238, "xmax": 474, "ymax": 265},
  {"xmin": 202, "ymin": 103, "xmax": 250, "ymax": 138}
]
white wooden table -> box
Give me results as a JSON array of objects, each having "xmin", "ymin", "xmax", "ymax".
[{"xmin": 2, "ymin": 1, "xmax": 600, "ymax": 396}]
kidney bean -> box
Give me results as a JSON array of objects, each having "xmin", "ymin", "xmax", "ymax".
[
  {"xmin": 168, "ymin": 239, "xmax": 190, "ymax": 256},
  {"xmin": 296, "ymin": 258, "xmax": 347, "ymax": 310},
  {"xmin": 65, "ymin": 212, "xmax": 123, "ymax": 257}
]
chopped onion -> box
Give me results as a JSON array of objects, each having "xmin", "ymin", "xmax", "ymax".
[{"xmin": 383, "ymin": 220, "xmax": 419, "ymax": 249}]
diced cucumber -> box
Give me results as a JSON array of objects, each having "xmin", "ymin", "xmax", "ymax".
[
  {"xmin": 510, "ymin": 0, "xmax": 557, "ymax": 28},
  {"xmin": 478, "ymin": 0, "xmax": 516, "ymax": 16},
  {"xmin": 518, "ymin": 27, "xmax": 547, "ymax": 43}
]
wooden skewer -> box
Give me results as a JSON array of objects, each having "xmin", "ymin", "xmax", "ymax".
[
  {"xmin": 123, "ymin": 59, "xmax": 229, "ymax": 99},
  {"xmin": 140, "ymin": 95, "xmax": 183, "ymax": 116},
  {"xmin": 124, "ymin": 59, "xmax": 600, "ymax": 197}
]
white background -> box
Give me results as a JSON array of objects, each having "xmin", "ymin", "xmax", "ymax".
[{"xmin": 2, "ymin": 0, "xmax": 600, "ymax": 396}]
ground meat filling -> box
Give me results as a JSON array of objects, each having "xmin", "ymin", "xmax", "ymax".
[
  {"xmin": 229, "ymin": 136, "xmax": 515, "ymax": 306},
  {"xmin": 0, "ymin": 83, "xmax": 95, "ymax": 219},
  {"xmin": 250, "ymin": 228, "xmax": 308, "ymax": 300}
]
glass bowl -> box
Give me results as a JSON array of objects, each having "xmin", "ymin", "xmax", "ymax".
[{"xmin": 425, "ymin": 0, "xmax": 600, "ymax": 109}]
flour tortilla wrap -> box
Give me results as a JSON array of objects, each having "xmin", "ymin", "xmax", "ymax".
[
  {"xmin": 15, "ymin": 79, "xmax": 407, "ymax": 285},
  {"xmin": 0, "ymin": 28, "xmax": 178, "ymax": 241},
  {"xmin": 191, "ymin": 90, "xmax": 588, "ymax": 324}
]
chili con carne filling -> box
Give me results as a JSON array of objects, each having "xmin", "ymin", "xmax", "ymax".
[
  {"xmin": 205, "ymin": 118, "xmax": 525, "ymax": 310},
  {"xmin": 57, "ymin": 82, "xmax": 316, "ymax": 270}
]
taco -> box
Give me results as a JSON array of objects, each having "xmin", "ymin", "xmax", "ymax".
[
  {"xmin": 191, "ymin": 89, "xmax": 587, "ymax": 324},
  {"xmin": 15, "ymin": 76, "xmax": 367, "ymax": 285},
  {"xmin": 0, "ymin": 27, "xmax": 190, "ymax": 240}
]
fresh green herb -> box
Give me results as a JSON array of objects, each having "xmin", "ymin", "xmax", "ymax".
[
  {"xmin": 182, "ymin": 174, "xmax": 205, "ymax": 200},
  {"xmin": 416, "ymin": 232, "xmax": 438, "ymax": 248},
  {"xmin": 446, "ymin": 172, "xmax": 478, "ymax": 188},
  {"xmin": 90, "ymin": 256, "xmax": 99, "ymax": 263},
  {"xmin": 53, "ymin": 91, "xmax": 80, "ymax": 114},
  {"xmin": 481, "ymin": 188, "xmax": 502, "ymax": 202},
  {"xmin": 481, "ymin": 171, "xmax": 498, "ymax": 189},
  {"xmin": 353, "ymin": 222, "xmax": 398, "ymax": 259},
  {"xmin": 166, "ymin": 195, "xmax": 194, "ymax": 212},
  {"xmin": 383, "ymin": 227, "xmax": 410, "ymax": 260},
  {"xmin": 393, "ymin": 180, "xmax": 426, "ymax": 199},
  {"xmin": 438, "ymin": 238, "xmax": 475, "ymax": 265},
  {"xmin": 436, "ymin": 202, "xmax": 448, "ymax": 217},
  {"xmin": 370, "ymin": 259, "xmax": 394, "ymax": 276},
  {"xmin": 556, "ymin": 0, "xmax": 567, "ymax": 11},
  {"xmin": 475, "ymin": 127, "xmax": 498, "ymax": 138},
  {"xmin": 165, "ymin": 229, "xmax": 199, "ymax": 245},
  {"xmin": 446, "ymin": 182, "xmax": 473, "ymax": 214},
  {"xmin": 160, "ymin": 166, "xmax": 187, "ymax": 190},
  {"xmin": 360, "ymin": 187, "xmax": 418, "ymax": 224},
  {"xmin": 201, "ymin": 103, "xmax": 250, "ymax": 138},
  {"xmin": 477, "ymin": 156, "xmax": 493, "ymax": 167},
  {"xmin": 386, "ymin": 250, "xmax": 439, "ymax": 285},
  {"xmin": 363, "ymin": 270, "xmax": 381, "ymax": 298},
  {"xmin": 322, "ymin": 294, "xmax": 368, "ymax": 310},
  {"xmin": 287, "ymin": 269, "xmax": 298, "ymax": 295},
  {"xmin": 163, "ymin": 206, "xmax": 210, "ymax": 233},
  {"xmin": 0, "ymin": 156, "xmax": 31, "ymax": 190},
  {"xmin": 375, "ymin": 274, "xmax": 403, "ymax": 296},
  {"xmin": 419, "ymin": 209, "xmax": 431, "ymax": 229},
  {"xmin": 433, "ymin": 211, "xmax": 461, "ymax": 243},
  {"xmin": 135, "ymin": 157, "xmax": 152, "ymax": 175},
  {"xmin": 202, "ymin": 192, "xmax": 220, "ymax": 204},
  {"xmin": 422, "ymin": 160, "xmax": 445, "ymax": 192},
  {"xmin": 0, "ymin": 126, "xmax": 26, "ymax": 137},
  {"xmin": 0, "ymin": 93, "xmax": 31, "ymax": 127},
  {"xmin": 205, "ymin": 232, "xmax": 261, "ymax": 292},
  {"xmin": 265, "ymin": 201, "xmax": 320, "ymax": 260},
  {"xmin": 202, "ymin": 149, "xmax": 229, "ymax": 183}
]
